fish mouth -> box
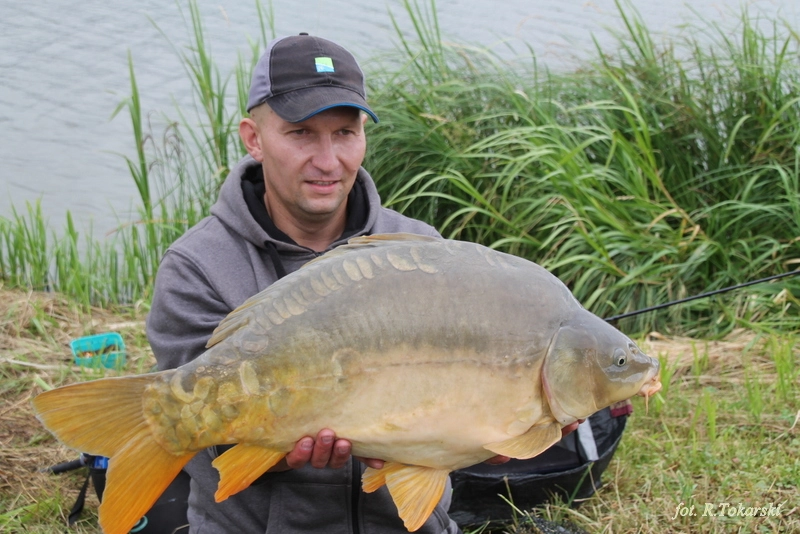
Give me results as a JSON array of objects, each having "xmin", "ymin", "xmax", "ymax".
[{"xmin": 637, "ymin": 373, "xmax": 662, "ymax": 398}]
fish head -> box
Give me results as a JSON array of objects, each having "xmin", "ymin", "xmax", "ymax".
[{"xmin": 542, "ymin": 312, "xmax": 661, "ymax": 425}]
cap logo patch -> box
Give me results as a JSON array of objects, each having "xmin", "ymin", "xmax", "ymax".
[{"xmin": 315, "ymin": 57, "xmax": 334, "ymax": 73}]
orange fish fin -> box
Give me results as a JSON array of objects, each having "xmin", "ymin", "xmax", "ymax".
[
  {"xmin": 212, "ymin": 443, "xmax": 286, "ymax": 502},
  {"xmin": 484, "ymin": 422, "xmax": 562, "ymax": 459},
  {"xmin": 31, "ymin": 373, "xmax": 197, "ymax": 534},
  {"xmin": 100, "ymin": 439, "xmax": 194, "ymax": 534},
  {"xmin": 376, "ymin": 462, "xmax": 450, "ymax": 532},
  {"xmin": 362, "ymin": 465, "xmax": 388, "ymax": 492},
  {"xmin": 32, "ymin": 374, "xmax": 163, "ymax": 457}
]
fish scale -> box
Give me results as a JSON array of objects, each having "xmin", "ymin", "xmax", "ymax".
[{"xmin": 32, "ymin": 233, "xmax": 661, "ymax": 533}]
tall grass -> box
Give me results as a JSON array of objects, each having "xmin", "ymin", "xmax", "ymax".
[
  {"xmin": 365, "ymin": 0, "xmax": 800, "ymax": 336},
  {"xmin": 0, "ymin": 0, "xmax": 798, "ymax": 337}
]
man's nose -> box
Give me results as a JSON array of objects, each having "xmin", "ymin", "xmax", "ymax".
[{"xmin": 311, "ymin": 136, "xmax": 338, "ymax": 172}]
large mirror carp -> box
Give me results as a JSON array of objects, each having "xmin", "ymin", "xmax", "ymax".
[{"xmin": 33, "ymin": 234, "xmax": 661, "ymax": 533}]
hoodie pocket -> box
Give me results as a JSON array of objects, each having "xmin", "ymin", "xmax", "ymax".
[{"xmin": 265, "ymin": 480, "xmax": 352, "ymax": 534}]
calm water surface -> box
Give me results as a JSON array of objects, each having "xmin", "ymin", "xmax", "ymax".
[{"xmin": 1, "ymin": 0, "xmax": 797, "ymax": 233}]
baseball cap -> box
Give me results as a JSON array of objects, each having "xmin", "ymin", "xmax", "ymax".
[{"xmin": 246, "ymin": 33, "xmax": 379, "ymax": 123}]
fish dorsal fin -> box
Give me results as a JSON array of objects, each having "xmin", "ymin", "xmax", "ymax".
[
  {"xmin": 206, "ymin": 309, "xmax": 251, "ymax": 348},
  {"xmin": 212, "ymin": 443, "xmax": 287, "ymax": 502},
  {"xmin": 303, "ymin": 233, "xmax": 441, "ymax": 268},
  {"xmin": 483, "ymin": 422, "xmax": 562, "ymax": 459},
  {"xmin": 207, "ymin": 290, "xmax": 273, "ymax": 348},
  {"xmin": 363, "ymin": 462, "xmax": 450, "ymax": 532},
  {"xmin": 348, "ymin": 233, "xmax": 441, "ymax": 245},
  {"xmin": 207, "ymin": 233, "xmax": 440, "ymax": 348}
]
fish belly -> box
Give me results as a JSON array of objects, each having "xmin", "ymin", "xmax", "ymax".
[{"xmin": 311, "ymin": 347, "xmax": 548, "ymax": 471}]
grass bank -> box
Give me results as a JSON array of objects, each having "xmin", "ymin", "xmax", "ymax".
[
  {"xmin": 0, "ymin": 286, "xmax": 796, "ymax": 533},
  {"xmin": 1, "ymin": 0, "xmax": 798, "ymax": 337}
]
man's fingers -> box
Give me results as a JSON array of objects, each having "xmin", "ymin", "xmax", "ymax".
[
  {"xmin": 284, "ymin": 436, "xmax": 314, "ymax": 469},
  {"xmin": 282, "ymin": 429, "xmax": 374, "ymax": 471},
  {"xmin": 310, "ymin": 430, "xmax": 336, "ymax": 468},
  {"xmin": 328, "ymin": 439, "xmax": 352, "ymax": 470},
  {"xmin": 356, "ymin": 456, "xmax": 385, "ymax": 470}
]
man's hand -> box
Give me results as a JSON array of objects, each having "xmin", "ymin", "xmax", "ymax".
[
  {"xmin": 483, "ymin": 419, "xmax": 585, "ymax": 466},
  {"xmin": 271, "ymin": 429, "xmax": 384, "ymax": 472}
]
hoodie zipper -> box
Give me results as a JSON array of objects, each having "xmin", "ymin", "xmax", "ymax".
[
  {"xmin": 265, "ymin": 243, "xmax": 362, "ymax": 533},
  {"xmin": 351, "ymin": 459, "xmax": 361, "ymax": 534}
]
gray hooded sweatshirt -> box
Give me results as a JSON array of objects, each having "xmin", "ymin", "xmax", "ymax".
[{"xmin": 146, "ymin": 155, "xmax": 460, "ymax": 534}]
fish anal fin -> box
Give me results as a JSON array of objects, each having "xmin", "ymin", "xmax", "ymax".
[
  {"xmin": 374, "ymin": 462, "xmax": 450, "ymax": 532},
  {"xmin": 362, "ymin": 465, "xmax": 387, "ymax": 492},
  {"xmin": 484, "ymin": 422, "xmax": 562, "ymax": 459},
  {"xmin": 212, "ymin": 443, "xmax": 286, "ymax": 502},
  {"xmin": 99, "ymin": 435, "xmax": 195, "ymax": 534}
]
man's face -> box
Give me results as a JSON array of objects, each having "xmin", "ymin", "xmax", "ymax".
[{"xmin": 242, "ymin": 106, "xmax": 367, "ymax": 233}]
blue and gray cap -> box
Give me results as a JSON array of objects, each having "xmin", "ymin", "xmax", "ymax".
[{"xmin": 246, "ymin": 33, "xmax": 379, "ymax": 123}]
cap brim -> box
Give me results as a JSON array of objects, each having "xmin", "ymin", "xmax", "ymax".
[{"xmin": 266, "ymin": 86, "xmax": 379, "ymax": 123}]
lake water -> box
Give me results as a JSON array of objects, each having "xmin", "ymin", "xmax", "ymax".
[{"xmin": 1, "ymin": 0, "xmax": 797, "ymax": 234}]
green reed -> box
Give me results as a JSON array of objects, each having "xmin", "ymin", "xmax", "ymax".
[
  {"xmin": 366, "ymin": 0, "xmax": 800, "ymax": 337},
  {"xmin": 0, "ymin": 0, "xmax": 797, "ymax": 338}
]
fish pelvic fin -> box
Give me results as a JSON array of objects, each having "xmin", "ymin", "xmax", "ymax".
[
  {"xmin": 31, "ymin": 373, "xmax": 198, "ymax": 534},
  {"xmin": 212, "ymin": 444, "xmax": 286, "ymax": 501},
  {"xmin": 364, "ymin": 462, "xmax": 450, "ymax": 532},
  {"xmin": 483, "ymin": 422, "xmax": 562, "ymax": 459},
  {"xmin": 362, "ymin": 464, "xmax": 388, "ymax": 492}
]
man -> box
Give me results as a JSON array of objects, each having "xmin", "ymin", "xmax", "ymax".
[
  {"xmin": 146, "ymin": 33, "xmax": 458, "ymax": 533},
  {"xmin": 147, "ymin": 33, "xmax": 578, "ymax": 533}
]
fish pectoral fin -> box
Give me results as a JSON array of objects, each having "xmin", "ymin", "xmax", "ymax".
[
  {"xmin": 212, "ymin": 444, "xmax": 286, "ymax": 502},
  {"xmin": 369, "ymin": 462, "xmax": 450, "ymax": 532},
  {"xmin": 483, "ymin": 422, "xmax": 562, "ymax": 459}
]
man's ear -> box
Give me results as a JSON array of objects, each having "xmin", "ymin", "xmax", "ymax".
[{"xmin": 239, "ymin": 118, "xmax": 263, "ymax": 162}]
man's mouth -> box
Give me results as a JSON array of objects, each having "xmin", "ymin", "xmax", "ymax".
[{"xmin": 306, "ymin": 180, "xmax": 339, "ymax": 188}]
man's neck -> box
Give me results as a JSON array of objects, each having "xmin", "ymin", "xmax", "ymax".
[{"xmin": 264, "ymin": 195, "xmax": 346, "ymax": 253}]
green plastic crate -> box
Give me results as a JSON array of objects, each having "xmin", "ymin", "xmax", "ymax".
[{"xmin": 70, "ymin": 333, "xmax": 126, "ymax": 369}]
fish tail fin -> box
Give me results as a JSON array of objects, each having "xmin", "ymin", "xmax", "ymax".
[
  {"xmin": 32, "ymin": 374, "xmax": 196, "ymax": 534},
  {"xmin": 99, "ymin": 437, "xmax": 194, "ymax": 534}
]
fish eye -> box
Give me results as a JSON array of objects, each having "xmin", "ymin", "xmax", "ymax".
[{"xmin": 613, "ymin": 348, "xmax": 627, "ymax": 367}]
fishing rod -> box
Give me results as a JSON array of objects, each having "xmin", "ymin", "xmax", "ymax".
[{"xmin": 604, "ymin": 269, "xmax": 800, "ymax": 323}]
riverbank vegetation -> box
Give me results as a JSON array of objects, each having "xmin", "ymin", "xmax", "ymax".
[
  {"xmin": 1, "ymin": 0, "xmax": 799, "ymax": 337},
  {"xmin": 1, "ymin": 287, "xmax": 796, "ymax": 533},
  {"xmin": 0, "ymin": 0, "xmax": 798, "ymax": 532}
]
